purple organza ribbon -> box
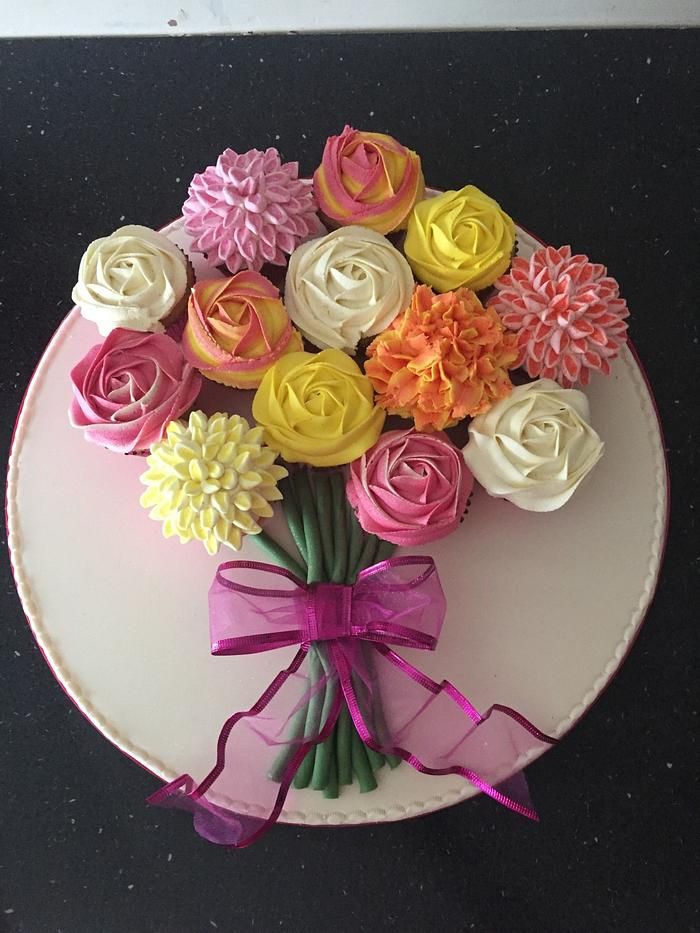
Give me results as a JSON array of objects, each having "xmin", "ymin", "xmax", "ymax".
[{"xmin": 148, "ymin": 556, "xmax": 555, "ymax": 847}]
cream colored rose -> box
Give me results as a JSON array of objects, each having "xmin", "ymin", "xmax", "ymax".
[
  {"xmin": 72, "ymin": 224, "xmax": 189, "ymax": 336},
  {"xmin": 284, "ymin": 226, "xmax": 414, "ymax": 354},
  {"xmin": 462, "ymin": 379, "xmax": 603, "ymax": 511}
]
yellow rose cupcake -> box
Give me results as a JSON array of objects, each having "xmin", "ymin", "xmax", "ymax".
[
  {"xmin": 404, "ymin": 185, "xmax": 515, "ymax": 292},
  {"xmin": 252, "ymin": 349, "xmax": 385, "ymax": 466}
]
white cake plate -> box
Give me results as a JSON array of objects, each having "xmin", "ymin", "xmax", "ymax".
[{"xmin": 6, "ymin": 222, "xmax": 668, "ymax": 826}]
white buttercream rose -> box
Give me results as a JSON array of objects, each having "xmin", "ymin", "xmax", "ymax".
[
  {"xmin": 72, "ymin": 224, "xmax": 190, "ymax": 336},
  {"xmin": 284, "ymin": 225, "xmax": 414, "ymax": 354},
  {"xmin": 462, "ymin": 378, "xmax": 603, "ymax": 511}
]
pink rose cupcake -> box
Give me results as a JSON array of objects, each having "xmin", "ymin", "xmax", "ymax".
[
  {"xmin": 346, "ymin": 429, "xmax": 473, "ymax": 546},
  {"xmin": 69, "ymin": 328, "xmax": 202, "ymax": 454}
]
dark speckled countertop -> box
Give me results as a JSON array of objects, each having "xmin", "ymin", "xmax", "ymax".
[{"xmin": 0, "ymin": 31, "xmax": 698, "ymax": 933}]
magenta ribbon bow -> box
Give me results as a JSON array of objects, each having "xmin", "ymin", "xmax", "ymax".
[{"xmin": 148, "ymin": 556, "xmax": 555, "ymax": 847}]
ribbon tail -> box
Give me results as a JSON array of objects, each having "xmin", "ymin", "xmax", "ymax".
[
  {"xmin": 331, "ymin": 641, "xmax": 556, "ymax": 821},
  {"xmin": 147, "ymin": 645, "xmax": 342, "ymax": 848}
]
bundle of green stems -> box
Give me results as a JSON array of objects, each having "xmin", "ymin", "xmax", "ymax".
[{"xmin": 256, "ymin": 468, "xmax": 400, "ymax": 797}]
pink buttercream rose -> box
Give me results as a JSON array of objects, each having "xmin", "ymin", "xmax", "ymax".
[
  {"xmin": 69, "ymin": 328, "xmax": 202, "ymax": 454},
  {"xmin": 346, "ymin": 429, "xmax": 473, "ymax": 546}
]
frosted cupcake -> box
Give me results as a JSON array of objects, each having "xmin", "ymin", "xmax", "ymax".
[
  {"xmin": 404, "ymin": 185, "xmax": 515, "ymax": 293},
  {"xmin": 72, "ymin": 224, "xmax": 194, "ymax": 336},
  {"xmin": 313, "ymin": 127, "xmax": 424, "ymax": 234},
  {"xmin": 69, "ymin": 328, "xmax": 202, "ymax": 454},
  {"xmin": 183, "ymin": 147, "xmax": 319, "ymax": 275},
  {"xmin": 284, "ymin": 225, "xmax": 414, "ymax": 355},
  {"xmin": 182, "ymin": 271, "xmax": 303, "ymax": 389}
]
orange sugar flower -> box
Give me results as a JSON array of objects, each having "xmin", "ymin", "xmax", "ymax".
[{"xmin": 364, "ymin": 285, "xmax": 518, "ymax": 431}]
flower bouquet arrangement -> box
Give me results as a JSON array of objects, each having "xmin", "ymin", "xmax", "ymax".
[{"xmin": 68, "ymin": 127, "xmax": 629, "ymax": 847}]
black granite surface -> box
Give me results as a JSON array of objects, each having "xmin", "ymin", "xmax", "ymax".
[{"xmin": 1, "ymin": 31, "xmax": 698, "ymax": 933}]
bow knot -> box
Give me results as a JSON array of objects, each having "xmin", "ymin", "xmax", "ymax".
[{"xmin": 305, "ymin": 583, "xmax": 353, "ymax": 642}]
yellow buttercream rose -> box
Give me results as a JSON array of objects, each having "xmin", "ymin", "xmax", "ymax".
[
  {"xmin": 404, "ymin": 185, "xmax": 515, "ymax": 293},
  {"xmin": 252, "ymin": 349, "xmax": 385, "ymax": 466}
]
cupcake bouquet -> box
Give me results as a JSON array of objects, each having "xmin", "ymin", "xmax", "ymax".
[{"xmin": 68, "ymin": 127, "xmax": 629, "ymax": 847}]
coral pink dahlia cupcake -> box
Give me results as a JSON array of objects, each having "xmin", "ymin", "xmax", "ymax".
[
  {"xmin": 182, "ymin": 147, "xmax": 320, "ymax": 275},
  {"xmin": 488, "ymin": 245, "xmax": 629, "ymax": 387}
]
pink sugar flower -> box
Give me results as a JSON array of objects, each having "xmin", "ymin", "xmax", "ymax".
[
  {"xmin": 488, "ymin": 245, "xmax": 629, "ymax": 387},
  {"xmin": 183, "ymin": 147, "xmax": 319, "ymax": 275}
]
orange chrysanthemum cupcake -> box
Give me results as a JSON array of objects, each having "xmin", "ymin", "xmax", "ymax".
[{"xmin": 364, "ymin": 285, "xmax": 518, "ymax": 432}]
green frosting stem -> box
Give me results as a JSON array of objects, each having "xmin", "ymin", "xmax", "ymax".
[
  {"xmin": 345, "ymin": 500, "xmax": 365, "ymax": 584},
  {"xmin": 351, "ymin": 726, "xmax": 378, "ymax": 793},
  {"xmin": 293, "ymin": 646, "xmax": 324, "ymax": 789},
  {"xmin": 358, "ymin": 635, "xmax": 400, "ymax": 774},
  {"xmin": 323, "ymin": 744, "xmax": 339, "ymax": 799},
  {"xmin": 254, "ymin": 529, "xmax": 307, "ymax": 580},
  {"xmin": 311, "ymin": 645, "xmax": 338, "ymax": 791},
  {"xmin": 280, "ymin": 477, "xmax": 309, "ymax": 569},
  {"xmin": 374, "ymin": 538, "xmax": 397, "ymax": 565},
  {"xmin": 335, "ymin": 704, "xmax": 354, "ymax": 785},
  {"xmin": 292, "ymin": 474, "xmax": 329, "ymax": 788},
  {"xmin": 313, "ymin": 471, "xmax": 335, "ymax": 582},
  {"xmin": 293, "ymin": 747, "xmax": 316, "ymax": 789},
  {"xmin": 351, "ymin": 533, "xmax": 380, "ymax": 582},
  {"xmin": 278, "ymin": 469, "xmax": 400, "ymax": 795},
  {"xmin": 267, "ymin": 701, "xmax": 308, "ymax": 783},
  {"xmin": 330, "ymin": 472, "xmax": 348, "ymax": 584},
  {"xmin": 365, "ymin": 745, "xmax": 386, "ymax": 771},
  {"xmin": 294, "ymin": 470, "xmax": 324, "ymax": 584}
]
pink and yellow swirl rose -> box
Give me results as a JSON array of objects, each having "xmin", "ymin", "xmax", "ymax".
[
  {"xmin": 313, "ymin": 126, "xmax": 424, "ymax": 234},
  {"xmin": 182, "ymin": 271, "xmax": 302, "ymax": 389}
]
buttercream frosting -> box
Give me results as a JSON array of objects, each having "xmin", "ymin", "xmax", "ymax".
[
  {"xmin": 72, "ymin": 225, "xmax": 189, "ymax": 336},
  {"xmin": 69, "ymin": 328, "xmax": 202, "ymax": 454},
  {"xmin": 252, "ymin": 348, "xmax": 386, "ymax": 466},
  {"xmin": 140, "ymin": 411, "xmax": 288, "ymax": 555},
  {"xmin": 462, "ymin": 378, "xmax": 604, "ymax": 511},
  {"xmin": 183, "ymin": 148, "xmax": 319, "ymax": 275},
  {"xmin": 284, "ymin": 226, "xmax": 414, "ymax": 354},
  {"xmin": 405, "ymin": 185, "xmax": 515, "ymax": 293},
  {"xmin": 488, "ymin": 244, "xmax": 630, "ymax": 387},
  {"xmin": 347, "ymin": 429, "xmax": 473, "ymax": 546},
  {"xmin": 365, "ymin": 285, "xmax": 518, "ymax": 431},
  {"xmin": 313, "ymin": 126, "xmax": 424, "ymax": 234},
  {"xmin": 182, "ymin": 271, "xmax": 302, "ymax": 389}
]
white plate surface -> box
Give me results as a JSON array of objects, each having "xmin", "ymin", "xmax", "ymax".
[{"xmin": 6, "ymin": 223, "xmax": 668, "ymax": 825}]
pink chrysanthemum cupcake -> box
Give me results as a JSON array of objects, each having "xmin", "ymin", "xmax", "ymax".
[
  {"xmin": 488, "ymin": 245, "xmax": 629, "ymax": 387},
  {"xmin": 183, "ymin": 147, "xmax": 320, "ymax": 275}
]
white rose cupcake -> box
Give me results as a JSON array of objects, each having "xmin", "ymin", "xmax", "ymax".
[
  {"xmin": 72, "ymin": 224, "xmax": 194, "ymax": 336},
  {"xmin": 284, "ymin": 225, "xmax": 414, "ymax": 355},
  {"xmin": 462, "ymin": 378, "xmax": 604, "ymax": 511}
]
